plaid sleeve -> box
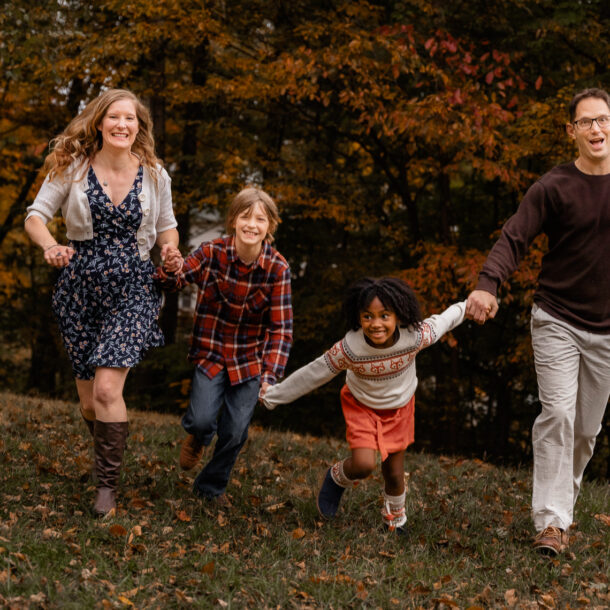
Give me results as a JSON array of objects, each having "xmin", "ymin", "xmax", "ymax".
[
  {"xmin": 153, "ymin": 244, "xmax": 208, "ymax": 291},
  {"xmin": 261, "ymin": 265, "xmax": 293, "ymax": 385}
]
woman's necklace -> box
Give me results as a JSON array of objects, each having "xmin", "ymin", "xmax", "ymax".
[{"xmin": 96, "ymin": 155, "xmax": 136, "ymax": 188}]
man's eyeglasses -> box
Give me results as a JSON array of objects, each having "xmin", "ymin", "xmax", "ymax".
[{"xmin": 572, "ymin": 115, "xmax": 610, "ymax": 131}]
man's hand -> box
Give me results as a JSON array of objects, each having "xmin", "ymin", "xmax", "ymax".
[{"xmin": 465, "ymin": 290, "xmax": 498, "ymax": 325}]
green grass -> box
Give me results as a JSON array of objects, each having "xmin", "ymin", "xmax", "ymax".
[{"xmin": 1, "ymin": 391, "xmax": 609, "ymax": 609}]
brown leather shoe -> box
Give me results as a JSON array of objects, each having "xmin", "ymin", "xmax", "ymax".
[
  {"xmin": 93, "ymin": 488, "xmax": 116, "ymax": 517},
  {"xmin": 197, "ymin": 492, "xmax": 232, "ymax": 509},
  {"xmin": 532, "ymin": 526, "xmax": 568, "ymax": 556},
  {"xmin": 214, "ymin": 493, "xmax": 232, "ymax": 509},
  {"xmin": 179, "ymin": 434, "xmax": 204, "ymax": 470}
]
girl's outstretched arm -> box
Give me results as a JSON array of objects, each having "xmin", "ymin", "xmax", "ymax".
[
  {"xmin": 418, "ymin": 300, "xmax": 466, "ymax": 351},
  {"xmin": 261, "ymin": 351, "xmax": 340, "ymax": 410}
]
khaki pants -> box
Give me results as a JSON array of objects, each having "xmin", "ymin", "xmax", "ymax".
[{"xmin": 530, "ymin": 304, "xmax": 610, "ymax": 532}]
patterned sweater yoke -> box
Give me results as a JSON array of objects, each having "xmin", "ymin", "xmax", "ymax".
[
  {"xmin": 324, "ymin": 332, "xmax": 420, "ymax": 382},
  {"xmin": 263, "ymin": 301, "xmax": 466, "ymax": 411}
]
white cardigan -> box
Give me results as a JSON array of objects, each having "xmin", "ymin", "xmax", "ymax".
[
  {"xmin": 25, "ymin": 159, "xmax": 177, "ymax": 261},
  {"xmin": 263, "ymin": 301, "xmax": 466, "ymax": 411}
]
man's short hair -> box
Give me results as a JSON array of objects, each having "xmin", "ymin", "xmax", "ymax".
[{"xmin": 569, "ymin": 88, "xmax": 610, "ymax": 122}]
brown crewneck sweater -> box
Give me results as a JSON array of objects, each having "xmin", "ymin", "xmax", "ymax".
[{"xmin": 476, "ymin": 161, "xmax": 610, "ymax": 333}]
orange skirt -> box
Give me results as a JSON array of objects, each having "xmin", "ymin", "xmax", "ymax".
[{"xmin": 341, "ymin": 385, "xmax": 414, "ymax": 461}]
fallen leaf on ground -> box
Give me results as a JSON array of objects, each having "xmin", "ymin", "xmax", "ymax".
[
  {"xmin": 292, "ymin": 527, "xmax": 306, "ymax": 539},
  {"xmin": 594, "ymin": 514, "xmax": 610, "ymax": 527},
  {"xmin": 175, "ymin": 510, "xmax": 191, "ymax": 522},
  {"xmin": 504, "ymin": 589, "xmax": 518, "ymax": 606},
  {"xmin": 109, "ymin": 524, "xmax": 127, "ymax": 537}
]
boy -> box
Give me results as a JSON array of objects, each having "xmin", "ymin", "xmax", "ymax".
[{"xmin": 157, "ymin": 187, "xmax": 292, "ymax": 503}]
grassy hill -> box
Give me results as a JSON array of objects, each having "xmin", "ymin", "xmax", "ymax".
[{"xmin": 1, "ymin": 392, "xmax": 608, "ymax": 609}]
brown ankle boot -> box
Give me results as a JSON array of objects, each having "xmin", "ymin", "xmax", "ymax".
[
  {"xmin": 179, "ymin": 434, "xmax": 204, "ymax": 470},
  {"xmin": 93, "ymin": 421, "xmax": 129, "ymax": 516}
]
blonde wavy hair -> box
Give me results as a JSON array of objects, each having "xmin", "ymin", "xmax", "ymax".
[
  {"xmin": 44, "ymin": 88, "xmax": 161, "ymax": 181},
  {"xmin": 226, "ymin": 187, "xmax": 281, "ymax": 243}
]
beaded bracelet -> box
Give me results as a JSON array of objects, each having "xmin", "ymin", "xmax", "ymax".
[{"xmin": 43, "ymin": 244, "xmax": 59, "ymax": 252}]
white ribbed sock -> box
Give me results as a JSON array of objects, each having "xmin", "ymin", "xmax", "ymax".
[{"xmin": 382, "ymin": 490, "xmax": 407, "ymax": 529}]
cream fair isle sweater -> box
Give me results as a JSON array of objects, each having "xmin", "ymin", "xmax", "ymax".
[{"xmin": 263, "ymin": 301, "xmax": 466, "ymax": 411}]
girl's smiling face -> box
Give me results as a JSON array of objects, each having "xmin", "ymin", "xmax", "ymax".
[{"xmin": 359, "ymin": 296, "xmax": 399, "ymax": 348}]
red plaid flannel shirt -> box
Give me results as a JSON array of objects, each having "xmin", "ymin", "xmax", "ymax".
[{"xmin": 155, "ymin": 236, "xmax": 293, "ymax": 385}]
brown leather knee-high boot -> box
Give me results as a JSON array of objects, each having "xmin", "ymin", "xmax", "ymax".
[{"xmin": 93, "ymin": 421, "xmax": 129, "ymax": 516}]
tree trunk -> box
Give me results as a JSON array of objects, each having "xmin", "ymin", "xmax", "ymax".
[{"xmin": 159, "ymin": 40, "xmax": 209, "ymax": 344}]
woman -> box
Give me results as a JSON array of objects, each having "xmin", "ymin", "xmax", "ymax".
[{"xmin": 24, "ymin": 88, "xmax": 180, "ymax": 516}]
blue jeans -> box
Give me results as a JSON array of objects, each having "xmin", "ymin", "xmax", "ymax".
[{"xmin": 182, "ymin": 367, "xmax": 260, "ymax": 498}]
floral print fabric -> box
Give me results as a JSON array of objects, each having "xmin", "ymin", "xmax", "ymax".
[{"xmin": 52, "ymin": 166, "xmax": 164, "ymax": 380}]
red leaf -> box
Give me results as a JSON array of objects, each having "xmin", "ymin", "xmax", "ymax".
[{"xmin": 175, "ymin": 510, "xmax": 191, "ymax": 522}]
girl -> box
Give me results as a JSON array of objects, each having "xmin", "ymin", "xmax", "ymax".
[
  {"xmin": 157, "ymin": 187, "xmax": 292, "ymax": 505},
  {"xmin": 261, "ymin": 277, "xmax": 465, "ymax": 532}
]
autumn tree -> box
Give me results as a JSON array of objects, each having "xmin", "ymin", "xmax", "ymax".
[{"xmin": 1, "ymin": 0, "xmax": 608, "ymax": 473}]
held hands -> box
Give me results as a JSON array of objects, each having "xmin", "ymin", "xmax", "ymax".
[
  {"xmin": 43, "ymin": 244, "xmax": 75, "ymax": 268},
  {"xmin": 465, "ymin": 290, "xmax": 499, "ymax": 325},
  {"xmin": 258, "ymin": 382, "xmax": 275, "ymax": 410},
  {"xmin": 160, "ymin": 244, "xmax": 184, "ymax": 273}
]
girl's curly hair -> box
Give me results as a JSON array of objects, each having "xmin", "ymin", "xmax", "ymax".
[{"xmin": 344, "ymin": 277, "xmax": 423, "ymax": 331}]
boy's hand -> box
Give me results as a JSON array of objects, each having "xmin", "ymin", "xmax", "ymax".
[
  {"xmin": 160, "ymin": 244, "xmax": 184, "ymax": 273},
  {"xmin": 258, "ymin": 382, "xmax": 277, "ymax": 410}
]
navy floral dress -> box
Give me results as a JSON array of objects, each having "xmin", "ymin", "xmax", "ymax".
[{"xmin": 52, "ymin": 166, "xmax": 164, "ymax": 380}]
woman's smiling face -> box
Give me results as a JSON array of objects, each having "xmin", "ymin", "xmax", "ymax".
[{"xmin": 99, "ymin": 99, "xmax": 139, "ymax": 152}]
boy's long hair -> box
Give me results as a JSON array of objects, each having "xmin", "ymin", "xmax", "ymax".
[
  {"xmin": 226, "ymin": 187, "xmax": 280, "ymax": 243},
  {"xmin": 344, "ymin": 277, "xmax": 423, "ymax": 331},
  {"xmin": 43, "ymin": 88, "xmax": 161, "ymax": 182}
]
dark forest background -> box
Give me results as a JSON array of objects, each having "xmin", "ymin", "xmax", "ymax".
[{"xmin": 1, "ymin": 0, "xmax": 608, "ymax": 477}]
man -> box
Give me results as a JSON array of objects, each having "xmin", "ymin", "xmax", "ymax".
[{"xmin": 466, "ymin": 88, "xmax": 610, "ymax": 555}]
